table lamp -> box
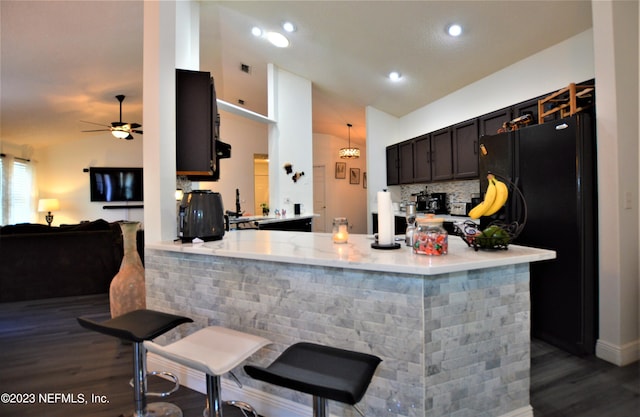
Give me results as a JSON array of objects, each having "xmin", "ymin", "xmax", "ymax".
[{"xmin": 38, "ymin": 198, "xmax": 60, "ymax": 226}]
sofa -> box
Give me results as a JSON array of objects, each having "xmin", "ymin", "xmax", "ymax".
[{"xmin": 0, "ymin": 219, "xmax": 144, "ymax": 302}]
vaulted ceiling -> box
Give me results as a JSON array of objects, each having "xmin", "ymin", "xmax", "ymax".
[{"xmin": 1, "ymin": 1, "xmax": 592, "ymax": 149}]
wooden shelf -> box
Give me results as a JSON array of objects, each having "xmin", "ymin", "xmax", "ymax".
[{"xmin": 538, "ymin": 83, "xmax": 594, "ymax": 124}]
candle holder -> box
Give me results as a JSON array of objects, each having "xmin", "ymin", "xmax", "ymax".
[{"xmin": 332, "ymin": 217, "xmax": 349, "ymax": 244}]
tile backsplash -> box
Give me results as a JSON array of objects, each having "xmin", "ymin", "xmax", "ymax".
[{"xmin": 400, "ymin": 179, "xmax": 480, "ymax": 210}]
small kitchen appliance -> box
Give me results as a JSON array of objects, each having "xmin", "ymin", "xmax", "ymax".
[
  {"xmin": 179, "ymin": 190, "xmax": 226, "ymax": 242},
  {"xmin": 428, "ymin": 192, "xmax": 448, "ymax": 214},
  {"xmin": 415, "ymin": 192, "xmax": 429, "ymax": 211},
  {"xmin": 449, "ymin": 202, "xmax": 468, "ymax": 216}
]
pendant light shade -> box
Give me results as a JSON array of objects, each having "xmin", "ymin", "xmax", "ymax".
[{"xmin": 339, "ymin": 123, "xmax": 360, "ymax": 159}]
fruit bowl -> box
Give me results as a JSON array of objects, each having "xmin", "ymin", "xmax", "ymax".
[
  {"xmin": 456, "ymin": 220, "xmax": 523, "ymax": 251},
  {"xmin": 456, "ymin": 173, "xmax": 527, "ymax": 251}
]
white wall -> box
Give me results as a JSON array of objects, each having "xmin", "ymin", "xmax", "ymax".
[
  {"xmin": 592, "ymin": 0, "xmax": 639, "ymax": 366},
  {"xmin": 267, "ymin": 65, "xmax": 314, "ymax": 216},
  {"xmin": 400, "ymin": 29, "xmax": 595, "ymax": 139},
  {"xmin": 313, "ymin": 133, "xmax": 367, "ymax": 234},
  {"xmin": 365, "ymin": 106, "xmax": 400, "ymax": 233},
  {"xmin": 37, "ymin": 135, "xmax": 144, "ymax": 226},
  {"xmin": 198, "ymin": 110, "xmax": 268, "ymax": 215}
]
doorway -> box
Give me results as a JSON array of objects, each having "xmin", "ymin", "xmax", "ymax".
[
  {"xmin": 313, "ymin": 165, "xmax": 327, "ymax": 232},
  {"xmin": 253, "ymin": 154, "xmax": 269, "ymax": 215}
]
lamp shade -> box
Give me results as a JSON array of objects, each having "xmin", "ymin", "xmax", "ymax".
[
  {"xmin": 112, "ymin": 129, "xmax": 130, "ymax": 139},
  {"xmin": 38, "ymin": 198, "xmax": 60, "ymax": 212}
]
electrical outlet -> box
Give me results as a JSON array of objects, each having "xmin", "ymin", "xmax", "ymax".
[{"xmin": 624, "ymin": 191, "xmax": 633, "ymax": 209}]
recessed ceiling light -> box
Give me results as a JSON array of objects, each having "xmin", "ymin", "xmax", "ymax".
[
  {"xmin": 266, "ymin": 31, "xmax": 290, "ymax": 48},
  {"xmin": 282, "ymin": 21, "xmax": 296, "ymax": 33},
  {"xmin": 251, "ymin": 26, "xmax": 263, "ymax": 37},
  {"xmin": 448, "ymin": 24, "xmax": 462, "ymax": 37},
  {"xmin": 389, "ymin": 71, "xmax": 402, "ymax": 82}
]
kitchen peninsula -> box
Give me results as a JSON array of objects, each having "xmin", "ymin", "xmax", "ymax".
[{"xmin": 145, "ymin": 231, "xmax": 555, "ymax": 417}]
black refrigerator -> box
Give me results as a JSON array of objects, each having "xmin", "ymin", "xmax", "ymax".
[{"xmin": 478, "ymin": 113, "xmax": 598, "ymax": 356}]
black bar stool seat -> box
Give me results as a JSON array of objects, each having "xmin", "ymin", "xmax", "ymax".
[
  {"xmin": 78, "ymin": 309, "xmax": 193, "ymax": 342},
  {"xmin": 78, "ymin": 309, "xmax": 193, "ymax": 417},
  {"xmin": 244, "ymin": 342, "xmax": 381, "ymax": 417}
]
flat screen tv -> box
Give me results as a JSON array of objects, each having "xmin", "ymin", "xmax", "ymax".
[{"xmin": 89, "ymin": 167, "xmax": 143, "ymax": 202}]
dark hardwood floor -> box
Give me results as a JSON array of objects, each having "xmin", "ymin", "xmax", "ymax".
[{"xmin": 1, "ymin": 294, "xmax": 638, "ymax": 417}]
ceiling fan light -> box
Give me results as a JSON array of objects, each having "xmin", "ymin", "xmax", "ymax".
[{"xmin": 112, "ymin": 130, "xmax": 130, "ymax": 139}]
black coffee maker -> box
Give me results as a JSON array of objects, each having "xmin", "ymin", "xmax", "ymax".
[{"xmin": 428, "ymin": 192, "xmax": 448, "ymax": 214}]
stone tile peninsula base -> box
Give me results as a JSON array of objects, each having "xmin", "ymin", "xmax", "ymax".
[{"xmin": 145, "ymin": 231, "xmax": 554, "ymax": 417}]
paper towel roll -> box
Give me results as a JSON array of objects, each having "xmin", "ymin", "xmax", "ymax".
[{"xmin": 377, "ymin": 191, "xmax": 394, "ymax": 245}]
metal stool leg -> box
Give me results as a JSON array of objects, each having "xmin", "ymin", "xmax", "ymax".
[
  {"xmin": 132, "ymin": 341, "xmax": 183, "ymax": 417},
  {"xmin": 133, "ymin": 341, "xmax": 147, "ymax": 416},
  {"xmin": 312, "ymin": 396, "xmax": 328, "ymax": 417},
  {"xmin": 205, "ymin": 374, "xmax": 222, "ymax": 417}
]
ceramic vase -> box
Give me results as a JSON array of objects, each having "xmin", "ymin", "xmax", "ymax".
[{"xmin": 109, "ymin": 221, "xmax": 146, "ymax": 318}]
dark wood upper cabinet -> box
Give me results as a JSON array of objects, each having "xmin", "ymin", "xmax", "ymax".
[
  {"xmin": 398, "ymin": 140, "xmax": 414, "ymax": 184},
  {"xmin": 478, "ymin": 107, "xmax": 512, "ymax": 137},
  {"xmin": 386, "ymin": 144, "xmax": 399, "ymax": 185},
  {"xmin": 385, "ymin": 81, "xmax": 595, "ymax": 186},
  {"xmin": 452, "ymin": 119, "xmax": 479, "ymax": 179},
  {"xmin": 413, "ymin": 134, "xmax": 431, "ymax": 183},
  {"xmin": 431, "ymin": 127, "xmax": 453, "ymax": 181},
  {"xmin": 176, "ymin": 69, "xmax": 213, "ymax": 176}
]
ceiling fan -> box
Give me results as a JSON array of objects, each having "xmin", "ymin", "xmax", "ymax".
[{"xmin": 81, "ymin": 95, "xmax": 142, "ymax": 140}]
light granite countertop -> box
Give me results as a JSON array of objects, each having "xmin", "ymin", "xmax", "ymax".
[{"xmin": 147, "ymin": 230, "xmax": 555, "ymax": 275}]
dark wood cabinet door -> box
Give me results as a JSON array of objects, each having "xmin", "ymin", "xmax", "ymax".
[
  {"xmin": 513, "ymin": 97, "xmax": 541, "ymax": 127},
  {"xmin": 176, "ymin": 69, "xmax": 213, "ymax": 176},
  {"xmin": 431, "ymin": 128, "xmax": 453, "ymax": 181},
  {"xmin": 452, "ymin": 119, "xmax": 479, "ymax": 179},
  {"xmin": 398, "ymin": 140, "xmax": 414, "ymax": 184},
  {"xmin": 386, "ymin": 145, "xmax": 399, "ymax": 185},
  {"xmin": 413, "ymin": 134, "xmax": 431, "ymax": 183},
  {"xmin": 478, "ymin": 107, "xmax": 512, "ymax": 137}
]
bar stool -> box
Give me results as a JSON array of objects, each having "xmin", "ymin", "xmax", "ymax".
[
  {"xmin": 244, "ymin": 342, "xmax": 382, "ymax": 417},
  {"xmin": 77, "ymin": 309, "xmax": 193, "ymax": 417},
  {"xmin": 144, "ymin": 326, "xmax": 271, "ymax": 417}
]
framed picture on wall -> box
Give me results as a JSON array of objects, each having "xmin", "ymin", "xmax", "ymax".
[
  {"xmin": 363, "ymin": 172, "xmax": 367, "ymax": 188},
  {"xmin": 335, "ymin": 162, "xmax": 346, "ymax": 179},
  {"xmin": 350, "ymin": 168, "xmax": 360, "ymax": 184}
]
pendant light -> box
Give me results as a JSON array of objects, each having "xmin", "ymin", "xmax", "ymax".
[{"xmin": 339, "ymin": 123, "xmax": 360, "ymax": 159}]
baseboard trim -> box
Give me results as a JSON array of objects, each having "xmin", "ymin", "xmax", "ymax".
[
  {"xmin": 149, "ymin": 354, "xmax": 534, "ymax": 417},
  {"xmin": 500, "ymin": 405, "xmax": 533, "ymax": 417},
  {"xmin": 596, "ymin": 338, "xmax": 640, "ymax": 366}
]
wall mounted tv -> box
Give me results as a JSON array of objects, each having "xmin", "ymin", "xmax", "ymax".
[{"xmin": 89, "ymin": 167, "xmax": 144, "ymax": 202}]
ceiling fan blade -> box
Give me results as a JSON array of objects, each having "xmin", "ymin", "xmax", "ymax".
[
  {"xmin": 80, "ymin": 120, "xmax": 111, "ymax": 128},
  {"xmin": 129, "ymin": 123, "xmax": 141, "ymax": 129},
  {"xmin": 111, "ymin": 121, "xmax": 126, "ymax": 128},
  {"xmin": 124, "ymin": 134, "xmax": 134, "ymax": 140},
  {"xmin": 82, "ymin": 129, "xmax": 111, "ymax": 132},
  {"xmin": 131, "ymin": 129, "xmax": 143, "ymax": 134}
]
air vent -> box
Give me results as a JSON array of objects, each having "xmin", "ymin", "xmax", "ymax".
[
  {"xmin": 238, "ymin": 99, "xmax": 245, "ymax": 106},
  {"xmin": 240, "ymin": 63, "xmax": 251, "ymax": 74}
]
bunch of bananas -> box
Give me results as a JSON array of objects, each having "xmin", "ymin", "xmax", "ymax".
[{"xmin": 468, "ymin": 174, "xmax": 509, "ymax": 219}]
